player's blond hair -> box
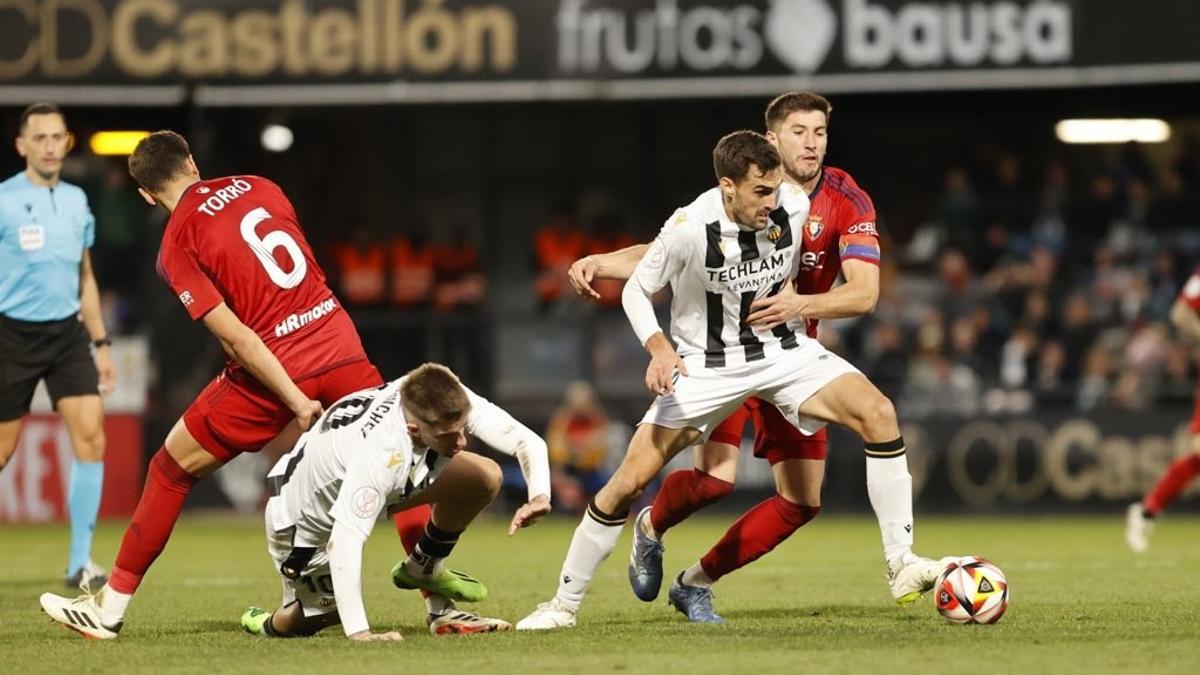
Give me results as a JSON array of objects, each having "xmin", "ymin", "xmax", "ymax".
[{"xmin": 401, "ymin": 363, "xmax": 470, "ymax": 428}]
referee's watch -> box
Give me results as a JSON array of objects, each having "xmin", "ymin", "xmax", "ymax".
[{"xmin": 92, "ymin": 336, "xmax": 113, "ymax": 348}]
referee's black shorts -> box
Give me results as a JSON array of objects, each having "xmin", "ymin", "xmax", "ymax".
[{"xmin": 0, "ymin": 314, "xmax": 100, "ymax": 421}]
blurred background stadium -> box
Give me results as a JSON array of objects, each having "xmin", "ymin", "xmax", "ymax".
[{"xmin": 3, "ymin": 0, "xmax": 1200, "ymax": 523}]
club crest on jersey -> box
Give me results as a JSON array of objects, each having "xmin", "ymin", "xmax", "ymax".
[
  {"xmin": 806, "ymin": 216, "xmax": 824, "ymax": 240},
  {"xmin": 767, "ymin": 224, "xmax": 782, "ymax": 242}
]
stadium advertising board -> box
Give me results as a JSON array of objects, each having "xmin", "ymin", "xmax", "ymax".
[
  {"xmin": 813, "ymin": 411, "xmax": 1200, "ymax": 511},
  {"xmin": 1, "ymin": 0, "xmax": 1198, "ymax": 104},
  {"xmin": 0, "ymin": 415, "xmax": 143, "ymax": 522}
]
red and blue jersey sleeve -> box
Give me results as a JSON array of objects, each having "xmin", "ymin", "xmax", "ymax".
[{"xmin": 828, "ymin": 169, "xmax": 880, "ymax": 266}]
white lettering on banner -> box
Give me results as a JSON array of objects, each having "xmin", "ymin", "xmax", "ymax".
[
  {"xmin": 557, "ymin": 0, "xmax": 1072, "ymax": 75},
  {"xmin": 0, "ymin": 420, "xmax": 73, "ymax": 523},
  {"xmin": 843, "ymin": 0, "xmax": 1071, "ymax": 69},
  {"xmin": 557, "ymin": 0, "xmax": 763, "ymax": 73},
  {"xmin": 275, "ymin": 297, "xmax": 338, "ymax": 338},
  {"xmin": 197, "ymin": 178, "xmax": 254, "ymax": 216}
]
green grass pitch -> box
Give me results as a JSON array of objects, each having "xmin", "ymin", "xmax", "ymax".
[{"xmin": 2, "ymin": 512, "xmax": 1198, "ymax": 674}]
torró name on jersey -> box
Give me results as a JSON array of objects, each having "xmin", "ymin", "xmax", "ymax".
[{"xmin": 195, "ymin": 178, "xmax": 253, "ymax": 217}]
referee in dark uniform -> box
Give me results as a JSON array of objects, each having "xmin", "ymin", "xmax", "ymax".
[{"xmin": 0, "ymin": 103, "xmax": 115, "ymax": 589}]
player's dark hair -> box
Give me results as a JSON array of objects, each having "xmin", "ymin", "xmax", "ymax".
[
  {"xmin": 764, "ymin": 91, "xmax": 833, "ymax": 132},
  {"xmin": 401, "ymin": 363, "xmax": 471, "ymax": 427},
  {"xmin": 128, "ymin": 130, "xmax": 192, "ymax": 194},
  {"xmin": 713, "ymin": 130, "xmax": 781, "ymax": 182},
  {"xmin": 18, "ymin": 102, "xmax": 65, "ymax": 135}
]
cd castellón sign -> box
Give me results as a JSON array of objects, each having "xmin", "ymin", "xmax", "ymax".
[
  {"xmin": 0, "ymin": 0, "xmax": 517, "ymax": 80},
  {"xmin": 1, "ymin": 0, "xmax": 1197, "ymax": 104}
]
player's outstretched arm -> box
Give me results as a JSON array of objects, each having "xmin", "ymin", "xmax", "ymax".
[
  {"xmin": 509, "ymin": 494, "xmax": 552, "ymax": 535},
  {"xmin": 460, "ymin": 387, "xmax": 553, "ymax": 533},
  {"xmin": 569, "ymin": 244, "xmax": 650, "ymax": 300},
  {"xmin": 748, "ymin": 259, "xmax": 880, "ymax": 329},
  {"xmin": 201, "ymin": 303, "xmax": 323, "ymax": 429}
]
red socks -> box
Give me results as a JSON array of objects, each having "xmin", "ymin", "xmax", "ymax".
[
  {"xmin": 699, "ymin": 494, "xmax": 819, "ymax": 582},
  {"xmin": 1144, "ymin": 454, "xmax": 1200, "ymax": 515},
  {"xmin": 649, "ymin": 469, "xmax": 735, "ymax": 535},
  {"xmin": 393, "ymin": 503, "xmax": 434, "ymax": 552},
  {"xmin": 109, "ymin": 449, "xmax": 200, "ymax": 594}
]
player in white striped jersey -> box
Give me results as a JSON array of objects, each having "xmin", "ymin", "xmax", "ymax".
[
  {"xmin": 240, "ymin": 363, "xmax": 551, "ymax": 640},
  {"xmin": 518, "ymin": 131, "xmax": 864, "ymax": 630}
]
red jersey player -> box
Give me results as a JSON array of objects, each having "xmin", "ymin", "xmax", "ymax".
[
  {"xmin": 39, "ymin": 131, "xmax": 485, "ymax": 639},
  {"xmin": 566, "ymin": 92, "xmax": 944, "ymax": 623},
  {"xmin": 1126, "ymin": 268, "xmax": 1200, "ymax": 552}
]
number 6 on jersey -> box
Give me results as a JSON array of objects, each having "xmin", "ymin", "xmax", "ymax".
[{"xmin": 241, "ymin": 207, "xmax": 307, "ymax": 288}]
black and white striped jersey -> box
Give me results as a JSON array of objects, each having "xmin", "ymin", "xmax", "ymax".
[
  {"xmin": 264, "ymin": 377, "xmax": 551, "ymax": 548},
  {"xmin": 631, "ymin": 183, "xmax": 812, "ymax": 369}
]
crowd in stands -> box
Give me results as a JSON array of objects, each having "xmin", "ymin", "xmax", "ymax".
[
  {"xmin": 838, "ymin": 140, "xmax": 1200, "ymax": 418},
  {"xmin": 328, "ymin": 225, "xmax": 485, "ymax": 312}
]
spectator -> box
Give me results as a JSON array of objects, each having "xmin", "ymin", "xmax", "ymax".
[
  {"xmin": 390, "ymin": 225, "xmax": 435, "ymax": 307},
  {"xmin": 544, "ymin": 382, "xmax": 612, "ymax": 512},
  {"xmin": 331, "ymin": 225, "xmax": 386, "ymax": 306}
]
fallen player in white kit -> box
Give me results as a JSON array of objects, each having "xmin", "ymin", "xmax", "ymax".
[{"xmin": 240, "ymin": 362, "xmax": 551, "ymax": 640}]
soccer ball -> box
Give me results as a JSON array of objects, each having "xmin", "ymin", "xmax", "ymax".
[{"xmin": 933, "ymin": 556, "xmax": 1009, "ymax": 624}]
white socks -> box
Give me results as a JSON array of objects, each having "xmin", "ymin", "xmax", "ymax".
[
  {"xmin": 553, "ymin": 501, "xmax": 627, "ymax": 612},
  {"xmin": 97, "ymin": 585, "xmax": 131, "ymax": 624},
  {"xmin": 864, "ymin": 440, "xmax": 915, "ymax": 565},
  {"xmin": 426, "ymin": 595, "xmax": 454, "ymax": 616}
]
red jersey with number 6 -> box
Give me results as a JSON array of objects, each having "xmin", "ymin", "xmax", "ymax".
[{"xmin": 156, "ymin": 175, "xmax": 367, "ymax": 380}]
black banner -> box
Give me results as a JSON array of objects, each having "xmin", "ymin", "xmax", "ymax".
[
  {"xmin": 812, "ymin": 410, "xmax": 1200, "ymax": 512},
  {"xmin": 2, "ymin": 0, "xmax": 1199, "ymax": 104}
]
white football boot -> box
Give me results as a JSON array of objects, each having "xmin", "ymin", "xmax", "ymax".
[
  {"xmin": 515, "ymin": 598, "xmax": 577, "ymax": 630},
  {"xmin": 1125, "ymin": 502, "xmax": 1154, "ymax": 553},
  {"xmin": 40, "ymin": 589, "xmax": 122, "ymax": 640},
  {"xmin": 887, "ymin": 553, "xmax": 954, "ymax": 605}
]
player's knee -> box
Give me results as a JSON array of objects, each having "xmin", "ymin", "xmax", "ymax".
[
  {"xmin": 860, "ymin": 395, "xmax": 898, "ymax": 438},
  {"xmin": 478, "ymin": 458, "xmax": 503, "ymax": 499},
  {"xmin": 76, "ymin": 429, "xmax": 106, "ymax": 462},
  {"xmin": 461, "ymin": 455, "xmax": 502, "ymax": 500},
  {"xmin": 771, "ymin": 495, "xmax": 821, "ymax": 529}
]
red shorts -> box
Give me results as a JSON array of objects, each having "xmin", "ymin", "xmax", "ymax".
[
  {"xmin": 708, "ymin": 397, "xmax": 827, "ymax": 465},
  {"xmin": 183, "ymin": 359, "xmax": 384, "ymax": 463}
]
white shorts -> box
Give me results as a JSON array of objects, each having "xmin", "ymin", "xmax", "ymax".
[
  {"xmin": 265, "ymin": 521, "xmax": 337, "ymax": 617},
  {"xmin": 640, "ymin": 340, "xmax": 859, "ymax": 442}
]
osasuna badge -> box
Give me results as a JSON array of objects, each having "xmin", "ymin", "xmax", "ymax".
[{"xmin": 806, "ymin": 216, "xmax": 824, "ymax": 240}]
